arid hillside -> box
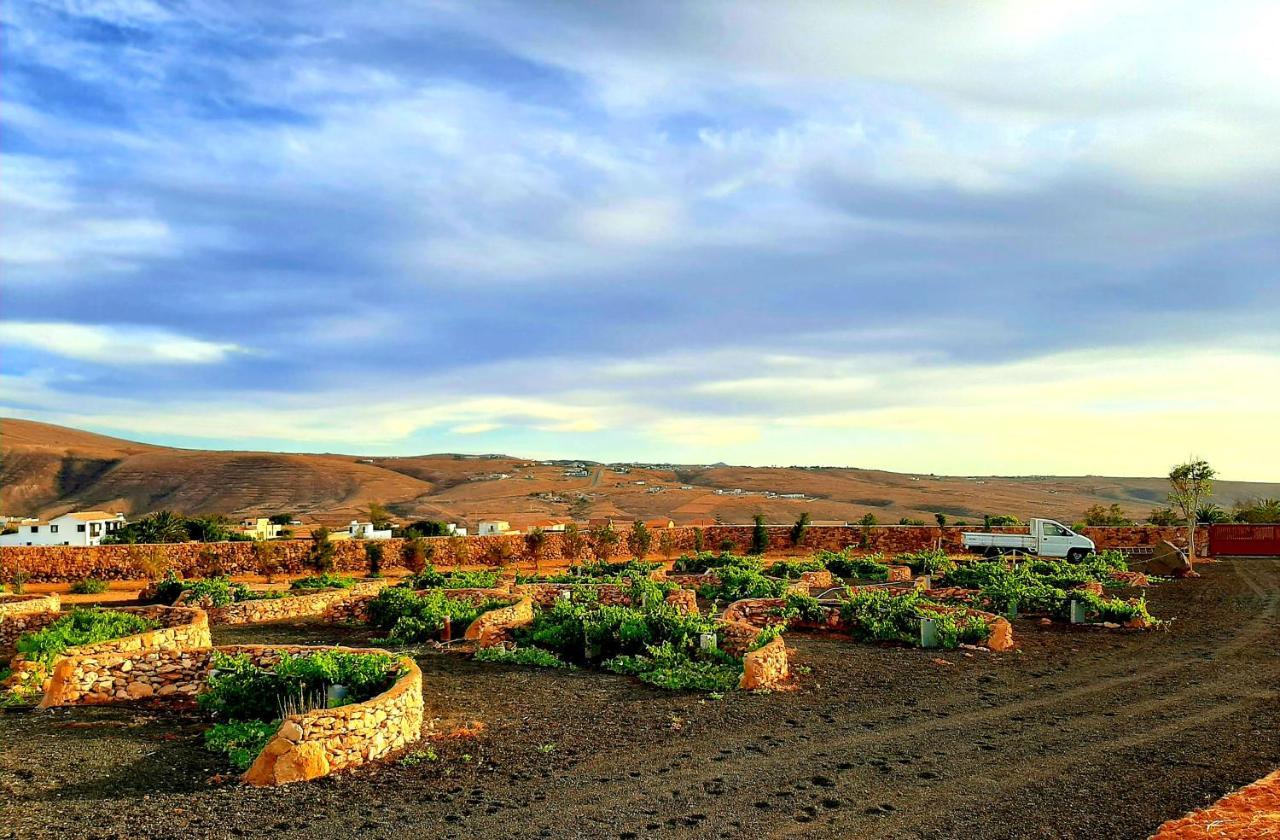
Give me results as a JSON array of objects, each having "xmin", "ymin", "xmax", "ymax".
[{"xmin": 2, "ymin": 418, "xmax": 1276, "ymax": 528}]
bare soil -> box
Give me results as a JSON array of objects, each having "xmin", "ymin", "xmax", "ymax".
[{"xmin": 2, "ymin": 558, "xmax": 1277, "ymax": 839}]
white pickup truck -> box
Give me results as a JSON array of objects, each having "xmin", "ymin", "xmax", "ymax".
[{"xmin": 961, "ymin": 518, "xmax": 1096, "ymax": 560}]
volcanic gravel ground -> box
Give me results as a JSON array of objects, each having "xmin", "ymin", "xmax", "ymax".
[{"xmin": 2, "ymin": 558, "xmax": 1277, "ymax": 839}]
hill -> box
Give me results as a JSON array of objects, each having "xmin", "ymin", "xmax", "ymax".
[{"xmin": 2, "ymin": 418, "xmax": 1276, "ymax": 528}]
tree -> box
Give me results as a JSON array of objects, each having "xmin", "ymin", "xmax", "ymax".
[
  {"xmin": 561, "ymin": 523, "xmax": 586, "ymax": 562},
  {"xmin": 364, "ymin": 542, "xmax": 384, "ymax": 578},
  {"xmin": 934, "ymin": 513, "xmax": 947, "ymax": 527},
  {"xmin": 269, "ymin": 513, "xmax": 294, "ymax": 526},
  {"xmin": 1148, "ymin": 507, "xmax": 1181, "ymax": 526},
  {"xmin": 186, "ymin": 514, "xmax": 235, "ymax": 543},
  {"xmin": 1232, "ymin": 498, "xmax": 1280, "ymax": 524},
  {"xmin": 588, "ymin": 523, "xmax": 619, "ymax": 562},
  {"xmin": 363, "ymin": 501, "xmax": 393, "ymax": 530},
  {"xmin": 523, "ymin": 527, "xmax": 547, "ymax": 574},
  {"xmin": 106, "ymin": 511, "xmax": 190, "ymax": 545},
  {"xmin": 407, "ymin": 520, "xmax": 450, "ymax": 537},
  {"xmin": 858, "ymin": 513, "xmax": 878, "ymax": 527},
  {"xmin": 693, "ymin": 528, "xmax": 705, "ymax": 553},
  {"xmin": 1081, "ymin": 504, "xmax": 1132, "ymax": 527},
  {"xmin": 899, "ymin": 517, "xmax": 925, "ymax": 525},
  {"xmin": 790, "ymin": 512, "xmax": 811, "ymax": 547},
  {"xmin": 253, "ymin": 540, "xmax": 281, "ymax": 582},
  {"xmin": 306, "ymin": 527, "xmax": 335, "ymax": 574},
  {"xmin": 658, "ymin": 530, "xmax": 677, "ymax": 562},
  {"xmin": 1196, "ymin": 503, "xmax": 1229, "ymax": 524},
  {"xmin": 448, "ymin": 534, "xmax": 471, "ymax": 566},
  {"xmin": 401, "ymin": 536, "xmax": 430, "ymax": 575},
  {"xmin": 627, "ymin": 521, "xmax": 652, "ymax": 560},
  {"xmin": 750, "ymin": 514, "xmax": 769, "ymax": 556},
  {"xmin": 1168, "ymin": 458, "xmax": 1216, "ymax": 561},
  {"xmin": 984, "ymin": 514, "xmax": 1022, "ymax": 527}
]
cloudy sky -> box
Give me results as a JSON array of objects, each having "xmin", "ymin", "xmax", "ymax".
[{"xmin": 3, "ymin": 1, "xmax": 1278, "ymax": 478}]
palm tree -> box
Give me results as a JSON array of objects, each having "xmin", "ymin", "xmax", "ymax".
[
  {"xmin": 1195, "ymin": 503, "xmax": 1229, "ymax": 524},
  {"xmin": 140, "ymin": 511, "xmax": 190, "ymax": 544}
]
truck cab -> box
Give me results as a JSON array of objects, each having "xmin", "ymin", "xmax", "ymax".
[{"xmin": 961, "ymin": 518, "xmax": 1096, "ymax": 560}]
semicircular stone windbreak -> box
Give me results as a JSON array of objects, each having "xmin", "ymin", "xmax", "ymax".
[
  {"xmin": 181, "ymin": 579, "xmax": 391, "ymax": 626},
  {"xmin": 235, "ymin": 645, "xmax": 424, "ymax": 786},
  {"xmin": 0, "ymin": 605, "xmax": 213, "ymax": 706},
  {"xmin": 0, "ymin": 593, "xmax": 63, "ymax": 657}
]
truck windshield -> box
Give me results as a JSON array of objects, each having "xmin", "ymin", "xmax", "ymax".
[{"xmin": 1042, "ymin": 523, "xmax": 1067, "ymax": 536}]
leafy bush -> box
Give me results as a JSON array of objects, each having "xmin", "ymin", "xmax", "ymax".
[
  {"xmin": 778, "ymin": 591, "xmax": 829, "ymax": 623},
  {"xmin": 604, "ymin": 642, "xmax": 741, "ymax": 692},
  {"xmin": 474, "ymin": 646, "xmax": 574, "ymax": 669},
  {"xmin": 402, "ymin": 566, "xmax": 500, "ymax": 590},
  {"xmin": 366, "ymin": 587, "xmax": 508, "ymax": 643},
  {"xmin": 199, "ymin": 649, "xmax": 403, "ymax": 722},
  {"xmin": 698, "ymin": 566, "xmax": 789, "ymax": 602},
  {"xmin": 764, "ymin": 558, "xmax": 826, "ymax": 579},
  {"xmin": 290, "ymin": 573, "xmax": 357, "ymax": 591},
  {"xmin": 180, "ymin": 577, "xmax": 285, "ymax": 606},
  {"xmin": 815, "ymin": 549, "xmax": 890, "ymax": 580},
  {"xmin": 204, "ymin": 720, "xmax": 277, "ymax": 771},
  {"xmin": 895, "ymin": 549, "xmax": 956, "ymax": 576},
  {"xmin": 671, "ymin": 552, "xmax": 759, "ymax": 574},
  {"xmin": 837, "ymin": 589, "xmax": 988, "ymax": 649},
  {"xmin": 16, "ymin": 609, "xmax": 160, "ymax": 668},
  {"xmin": 68, "ymin": 579, "xmax": 109, "ymax": 595}
]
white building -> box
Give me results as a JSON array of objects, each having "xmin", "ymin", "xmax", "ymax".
[
  {"xmin": 0, "ymin": 511, "xmax": 127, "ymax": 547},
  {"xmin": 347, "ymin": 520, "xmax": 393, "ymax": 540},
  {"xmin": 477, "ymin": 520, "xmax": 511, "ymax": 536}
]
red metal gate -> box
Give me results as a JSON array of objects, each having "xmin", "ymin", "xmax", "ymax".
[{"xmin": 1208, "ymin": 523, "xmax": 1280, "ymax": 557}]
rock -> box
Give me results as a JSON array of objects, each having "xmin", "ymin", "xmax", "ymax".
[
  {"xmin": 1136, "ymin": 540, "xmax": 1194, "ymax": 578},
  {"xmin": 126, "ymin": 681, "xmax": 155, "ymax": 699},
  {"xmin": 278, "ymin": 720, "xmax": 303, "ymax": 742},
  {"xmin": 1039, "ymin": 618, "xmax": 1053, "ymax": 626}
]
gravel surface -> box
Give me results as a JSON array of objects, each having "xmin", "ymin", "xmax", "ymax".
[{"xmin": 2, "ymin": 558, "xmax": 1277, "ymax": 839}]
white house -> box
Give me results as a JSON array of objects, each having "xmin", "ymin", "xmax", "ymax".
[
  {"xmin": 477, "ymin": 520, "xmax": 511, "ymax": 536},
  {"xmin": 0, "ymin": 511, "xmax": 127, "ymax": 547},
  {"xmin": 347, "ymin": 520, "xmax": 392, "ymax": 540}
]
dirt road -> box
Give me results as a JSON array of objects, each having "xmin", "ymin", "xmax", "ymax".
[{"xmin": 2, "ymin": 558, "xmax": 1276, "ymax": 839}]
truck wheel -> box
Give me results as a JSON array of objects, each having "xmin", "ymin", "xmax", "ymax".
[{"xmin": 1066, "ymin": 548, "xmax": 1087, "ymax": 562}]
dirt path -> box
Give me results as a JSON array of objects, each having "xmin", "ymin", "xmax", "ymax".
[{"xmin": 2, "ymin": 559, "xmax": 1276, "ymax": 839}]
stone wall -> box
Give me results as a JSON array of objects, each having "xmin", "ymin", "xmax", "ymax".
[
  {"xmin": 234, "ymin": 645, "xmax": 424, "ymax": 786},
  {"xmin": 740, "ymin": 635, "xmax": 789, "ymax": 691},
  {"xmin": 1151, "ymin": 768, "xmax": 1280, "ymax": 839},
  {"xmin": 0, "ymin": 525, "xmax": 1205, "ymax": 583},
  {"xmin": 464, "ymin": 598, "xmax": 535, "ymax": 648},
  {"xmin": 187, "ymin": 580, "xmax": 390, "ymax": 626},
  {"xmin": 0, "ymin": 593, "xmax": 61, "ymax": 657}
]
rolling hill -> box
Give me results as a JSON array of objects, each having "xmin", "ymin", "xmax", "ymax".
[{"xmin": 2, "ymin": 418, "xmax": 1276, "ymax": 529}]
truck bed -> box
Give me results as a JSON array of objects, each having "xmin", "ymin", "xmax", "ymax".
[{"xmin": 961, "ymin": 533, "xmax": 1036, "ymax": 549}]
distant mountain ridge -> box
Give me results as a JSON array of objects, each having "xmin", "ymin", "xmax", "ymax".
[{"xmin": 2, "ymin": 418, "xmax": 1276, "ymax": 529}]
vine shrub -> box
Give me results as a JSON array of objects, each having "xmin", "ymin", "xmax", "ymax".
[
  {"xmin": 895, "ymin": 549, "xmax": 957, "ymax": 576},
  {"xmin": 366, "ymin": 587, "xmax": 509, "ymax": 643},
  {"xmin": 401, "ymin": 566, "xmax": 500, "ymax": 590},
  {"xmin": 671, "ymin": 552, "xmax": 760, "ymax": 574},
  {"xmin": 813, "ymin": 549, "xmax": 891, "ymax": 581},
  {"xmin": 16, "ymin": 609, "xmax": 160, "ymax": 669},
  {"xmin": 838, "ymin": 589, "xmax": 990, "ymax": 649},
  {"xmin": 698, "ymin": 567, "xmax": 789, "ymax": 602},
  {"xmin": 289, "ymin": 573, "xmax": 357, "ymax": 591}
]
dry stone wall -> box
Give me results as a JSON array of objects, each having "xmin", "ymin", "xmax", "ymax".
[
  {"xmin": 0, "ymin": 594, "xmax": 61, "ymax": 656},
  {"xmin": 188, "ymin": 580, "xmax": 390, "ymax": 626},
  {"xmin": 0, "ymin": 525, "xmax": 1204, "ymax": 583},
  {"xmin": 740, "ymin": 635, "xmax": 789, "ymax": 690}
]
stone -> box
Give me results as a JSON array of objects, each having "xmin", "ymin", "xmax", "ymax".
[
  {"xmin": 278, "ymin": 720, "xmax": 303, "ymax": 742},
  {"xmin": 126, "ymin": 681, "xmax": 154, "ymax": 699},
  {"xmin": 1137, "ymin": 540, "xmax": 1194, "ymax": 578}
]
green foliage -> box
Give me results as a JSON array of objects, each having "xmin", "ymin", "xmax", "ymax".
[
  {"xmin": 68, "ymin": 579, "xmax": 109, "ymax": 594},
  {"xmin": 837, "ymin": 589, "xmax": 989, "ymax": 649},
  {"xmin": 200, "ymin": 649, "xmax": 403, "ymax": 722},
  {"xmin": 364, "ymin": 542, "xmax": 384, "ymax": 577},
  {"xmin": 102, "ymin": 510, "xmax": 190, "ymax": 545},
  {"xmin": 16, "ymin": 609, "xmax": 159, "ymax": 668},
  {"xmin": 692, "ymin": 528, "xmax": 705, "ymax": 553},
  {"xmin": 895, "ymin": 549, "xmax": 956, "ymax": 576},
  {"xmin": 750, "ymin": 514, "xmax": 769, "ymax": 555},
  {"xmin": 935, "ymin": 513, "xmax": 948, "ymax": 527},
  {"xmin": 983, "ymin": 514, "xmax": 1022, "ymax": 527},
  {"xmin": 184, "ymin": 577, "xmax": 284, "ymax": 606},
  {"xmin": 401, "ymin": 535, "xmax": 431, "ymax": 575},
  {"xmin": 204, "ymin": 720, "xmax": 276, "ymax": 771},
  {"xmin": 814, "ymin": 549, "xmax": 890, "ymax": 580},
  {"xmin": 474, "ymin": 646, "xmax": 575, "ymax": 669},
  {"xmin": 858, "ymin": 513, "xmax": 878, "ymax": 527},
  {"xmin": 367, "ymin": 587, "xmax": 508, "ymax": 643},
  {"xmin": 764, "ymin": 557, "xmax": 826, "ymax": 579},
  {"xmin": 289, "ymin": 573, "xmax": 356, "ymax": 591},
  {"xmin": 671, "ymin": 551, "xmax": 759, "ymax": 574},
  {"xmin": 626, "ymin": 521, "xmax": 652, "ymax": 559},
  {"xmin": 561, "ymin": 523, "xmax": 587, "ymax": 561},
  {"xmin": 790, "ymin": 512, "xmax": 811, "ymax": 546},
  {"xmin": 698, "ymin": 566, "xmax": 789, "ymax": 602},
  {"xmin": 406, "ymin": 520, "xmax": 451, "ymax": 537},
  {"xmin": 1231, "ymin": 498, "xmax": 1280, "ymax": 524},
  {"xmin": 403, "ymin": 565, "xmax": 500, "ymax": 590},
  {"xmin": 603, "ymin": 641, "xmax": 741, "ymax": 692},
  {"xmin": 1081, "ymin": 503, "xmax": 1133, "ymax": 526},
  {"xmin": 269, "ymin": 513, "xmax": 294, "ymax": 526},
  {"xmin": 778, "ymin": 591, "xmax": 828, "ymax": 623},
  {"xmin": 588, "ymin": 523, "xmax": 620, "ymax": 561},
  {"xmin": 899, "ymin": 517, "xmax": 926, "ymax": 525},
  {"xmin": 306, "ymin": 527, "xmax": 335, "ymax": 574}
]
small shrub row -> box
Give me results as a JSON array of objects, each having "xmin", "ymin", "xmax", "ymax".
[
  {"xmin": 401, "ymin": 566, "xmax": 500, "ymax": 590},
  {"xmin": 366, "ymin": 587, "xmax": 509, "ymax": 644},
  {"xmin": 289, "ymin": 573, "xmax": 358, "ymax": 591},
  {"xmin": 16, "ymin": 609, "xmax": 159, "ymax": 669}
]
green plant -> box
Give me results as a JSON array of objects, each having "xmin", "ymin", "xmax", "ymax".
[
  {"xmin": 764, "ymin": 557, "xmax": 826, "ymax": 579},
  {"xmin": 199, "ymin": 649, "xmax": 403, "ymax": 722},
  {"xmin": 401, "ymin": 536, "xmax": 431, "ymax": 575},
  {"xmin": 204, "ymin": 720, "xmax": 276, "ymax": 771},
  {"xmin": 750, "ymin": 514, "xmax": 769, "ymax": 555},
  {"xmin": 983, "ymin": 514, "xmax": 1022, "ymax": 527},
  {"xmin": 524, "ymin": 527, "xmax": 548, "ymax": 573},
  {"xmin": 68, "ymin": 579, "xmax": 109, "ymax": 595},
  {"xmin": 698, "ymin": 566, "xmax": 788, "ymax": 602},
  {"xmin": 367, "ymin": 587, "xmax": 509, "ymax": 643},
  {"xmin": 561, "ymin": 523, "xmax": 586, "ymax": 562},
  {"xmin": 935, "ymin": 513, "xmax": 947, "ymax": 527},
  {"xmin": 693, "ymin": 528, "xmax": 705, "ymax": 553},
  {"xmin": 779, "ymin": 591, "xmax": 828, "ymax": 623},
  {"xmin": 895, "ymin": 549, "xmax": 956, "ymax": 576},
  {"xmin": 671, "ymin": 551, "xmax": 760, "ymax": 574},
  {"xmin": 399, "ymin": 747, "xmax": 439, "ymax": 766},
  {"xmin": 790, "ymin": 512, "xmax": 811, "ymax": 547},
  {"xmin": 604, "ymin": 641, "xmax": 742, "ymax": 692},
  {"xmin": 474, "ymin": 646, "xmax": 575, "ymax": 669},
  {"xmin": 290, "ymin": 573, "xmax": 357, "ymax": 591},
  {"xmin": 1168, "ymin": 458, "xmax": 1215, "ymax": 561},
  {"xmin": 253, "ymin": 540, "xmax": 282, "ymax": 582},
  {"xmin": 16, "ymin": 609, "xmax": 159, "ymax": 669},
  {"xmin": 306, "ymin": 527, "xmax": 335, "ymax": 573},
  {"xmin": 403, "ymin": 566, "xmax": 499, "ymax": 590},
  {"xmin": 626, "ymin": 521, "xmax": 652, "ymax": 560},
  {"xmin": 1081, "ymin": 503, "xmax": 1133, "ymax": 526},
  {"xmin": 364, "ymin": 542, "xmax": 384, "ymax": 578},
  {"xmin": 588, "ymin": 524, "xmax": 620, "ymax": 562},
  {"xmin": 815, "ymin": 549, "xmax": 890, "ymax": 581}
]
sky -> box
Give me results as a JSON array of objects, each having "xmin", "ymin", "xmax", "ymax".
[{"xmin": 2, "ymin": 1, "xmax": 1278, "ymax": 479}]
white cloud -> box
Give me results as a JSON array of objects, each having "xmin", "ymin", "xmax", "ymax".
[{"xmin": 0, "ymin": 322, "xmax": 245, "ymax": 365}]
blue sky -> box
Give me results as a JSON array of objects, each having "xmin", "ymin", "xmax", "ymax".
[{"xmin": 2, "ymin": 1, "xmax": 1278, "ymax": 478}]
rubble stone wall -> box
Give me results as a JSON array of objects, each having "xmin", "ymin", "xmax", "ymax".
[{"xmin": 0, "ymin": 594, "xmax": 61, "ymax": 656}]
